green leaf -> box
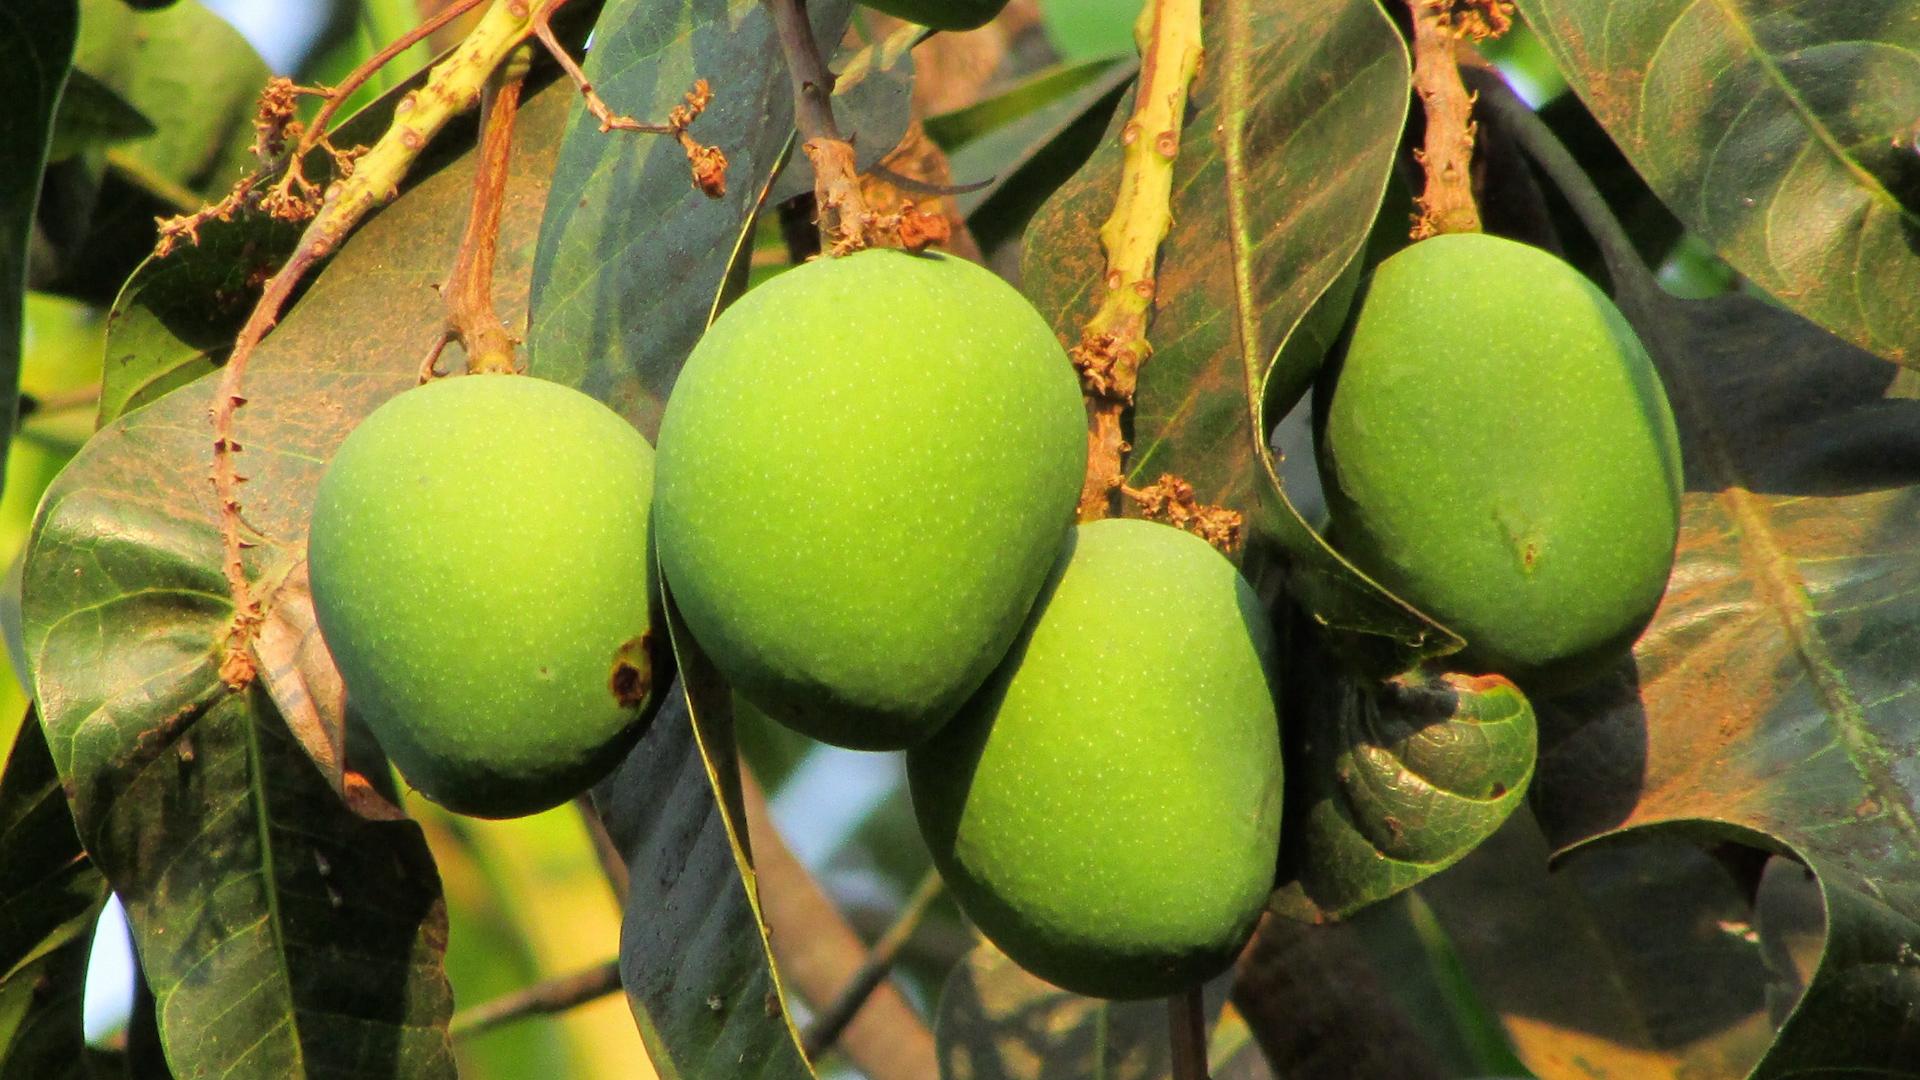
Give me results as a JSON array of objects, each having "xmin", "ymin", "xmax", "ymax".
[
  {"xmin": 1019, "ymin": 0, "xmax": 1446, "ymax": 661},
  {"xmin": 937, "ymin": 58, "xmax": 1135, "ymax": 255},
  {"xmin": 0, "ymin": 715, "xmax": 108, "ymax": 1079},
  {"xmin": 591, "ymin": 600, "xmax": 815, "ymax": 1079},
  {"xmin": 1273, "ymin": 664, "xmax": 1536, "ymax": 921},
  {"xmin": 525, "ymin": 0, "xmax": 854, "ymax": 439},
  {"xmin": 1512, "ymin": 0, "xmax": 1920, "ymax": 367},
  {"xmin": 47, "ymin": 68, "xmax": 153, "ymax": 163},
  {"xmin": 20, "ymin": 69, "xmax": 593, "ymax": 1080},
  {"xmin": 96, "ymin": 214, "xmax": 298, "ymax": 427},
  {"xmin": 0, "ymin": 0, "xmax": 77, "ymax": 518},
  {"xmin": 933, "ymin": 939, "xmax": 1231, "ymax": 1080},
  {"xmin": 72, "ymin": 0, "xmax": 268, "ymax": 199},
  {"xmin": 1458, "ymin": 74, "xmax": 1920, "ymax": 1076}
]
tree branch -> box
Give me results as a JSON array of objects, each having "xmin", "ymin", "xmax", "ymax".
[
  {"xmin": 800, "ymin": 868, "xmax": 944, "ymax": 1059},
  {"xmin": 1169, "ymin": 984, "xmax": 1210, "ymax": 1080},
  {"xmin": 1071, "ymin": 0, "xmax": 1203, "ymax": 521},
  {"xmin": 741, "ymin": 770, "xmax": 938, "ymax": 1080},
  {"xmin": 765, "ymin": 0, "xmax": 872, "ymax": 253},
  {"xmin": 450, "ymin": 959, "xmax": 623, "ymax": 1039},
  {"xmin": 1408, "ymin": 0, "xmax": 1497, "ymax": 238}
]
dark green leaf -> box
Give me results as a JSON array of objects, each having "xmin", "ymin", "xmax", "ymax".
[
  {"xmin": 1512, "ymin": 0, "xmax": 1920, "ymax": 367},
  {"xmin": 0, "ymin": 0, "xmax": 77, "ymax": 517},
  {"xmin": 47, "ymin": 68, "xmax": 153, "ymax": 163},
  {"xmin": 1273, "ymin": 664, "xmax": 1535, "ymax": 921},
  {"xmin": 942, "ymin": 58, "xmax": 1135, "ymax": 254},
  {"xmin": 1459, "ymin": 74, "xmax": 1920, "ymax": 1077},
  {"xmin": 1020, "ymin": 0, "xmax": 1446, "ymax": 661},
  {"xmin": 19, "ymin": 69, "xmax": 590, "ymax": 1080},
  {"xmin": 0, "ymin": 715, "xmax": 108, "ymax": 1079},
  {"xmin": 525, "ymin": 0, "xmax": 854, "ymax": 439},
  {"xmin": 72, "ymin": 0, "xmax": 268, "ymax": 200},
  {"xmin": 96, "ymin": 214, "xmax": 297, "ymax": 427},
  {"xmin": 933, "ymin": 940, "xmax": 1230, "ymax": 1080},
  {"xmin": 591, "ymin": 602, "xmax": 814, "ymax": 1079}
]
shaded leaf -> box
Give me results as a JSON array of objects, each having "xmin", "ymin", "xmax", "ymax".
[
  {"xmin": 940, "ymin": 58, "xmax": 1135, "ymax": 254},
  {"xmin": 525, "ymin": 0, "xmax": 854, "ymax": 440},
  {"xmin": 1020, "ymin": 0, "xmax": 1445, "ymax": 660},
  {"xmin": 1273, "ymin": 663, "xmax": 1535, "ymax": 921},
  {"xmin": 1512, "ymin": 0, "xmax": 1920, "ymax": 366},
  {"xmin": 0, "ymin": 0, "xmax": 77, "ymax": 509},
  {"xmin": 1456, "ymin": 75, "xmax": 1920, "ymax": 1076},
  {"xmin": 20, "ymin": 69, "xmax": 591, "ymax": 1080},
  {"xmin": 590, "ymin": 598, "xmax": 813, "ymax": 1079},
  {"xmin": 72, "ymin": 0, "xmax": 267, "ymax": 199},
  {"xmin": 767, "ymin": 24, "xmax": 922, "ymax": 205},
  {"xmin": 933, "ymin": 939, "xmax": 1230, "ymax": 1080},
  {"xmin": 0, "ymin": 715, "xmax": 108, "ymax": 1078},
  {"xmin": 97, "ymin": 214, "xmax": 297, "ymax": 426},
  {"xmin": 1419, "ymin": 811, "xmax": 1778, "ymax": 1079},
  {"xmin": 47, "ymin": 68, "xmax": 153, "ymax": 163}
]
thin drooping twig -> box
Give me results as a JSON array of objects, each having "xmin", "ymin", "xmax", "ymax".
[
  {"xmin": 1071, "ymin": 0, "xmax": 1203, "ymax": 521},
  {"xmin": 1169, "ymin": 984, "xmax": 1209, "ymax": 1080},
  {"xmin": 575, "ymin": 794, "xmax": 632, "ymax": 909},
  {"xmin": 421, "ymin": 43, "xmax": 529, "ymax": 381},
  {"xmin": 741, "ymin": 770, "xmax": 939, "ymax": 1080},
  {"xmin": 765, "ymin": 0, "xmax": 872, "ymax": 253},
  {"xmin": 1408, "ymin": 0, "xmax": 1497, "ymax": 238},
  {"xmin": 449, "ymin": 959, "xmax": 623, "ymax": 1039},
  {"xmin": 800, "ymin": 868, "xmax": 945, "ymax": 1059}
]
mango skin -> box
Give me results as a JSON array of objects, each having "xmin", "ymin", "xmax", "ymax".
[
  {"xmin": 655, "ymin": 249, "xmax": 1084, "ymax": 751},
  {"xmin": 909, "ymin": 519, "xmax": 1284, "ymax": 1000},
  {"xmin": 1315, "ymin": 233, "xmax": 1682, "ymax": 689},
  {"xmin": 308, "ymin": 374, "xmax": 658, "ymax": 819},
  {"xmin": 859, "ymin": 0, "xmax": 1008, "ymax": 30}
]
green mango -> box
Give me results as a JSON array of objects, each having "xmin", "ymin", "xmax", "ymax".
[
  {"xmin": 909, "ymin": 518, "xmax": 1283, "ymax": 1000},
  {"xmin": 655, "ymin": 249, "xmax": 1084, "ymax": 751},
  {"xmin": 1315, "ymin": 232, "xmax": 1682, "ymax": 689},
  {"xmin": 860, "ymin": 0, "xmax": 1009, "ymax": 31},
  {"xmin": 308, "ymin": 374, "xmax": 659, "ymax": 818}
]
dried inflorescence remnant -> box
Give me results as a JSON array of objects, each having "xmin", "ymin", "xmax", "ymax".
[
  {"xmin": 1428, "ymin": 0, "xmax": 1515, "ymax": 40},
  {"xmin": 1123, "ymin": 473, "xmax": 1243, "ymax": 555}
]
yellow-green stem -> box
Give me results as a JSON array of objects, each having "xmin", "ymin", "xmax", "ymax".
[
  {"xmin": 1073, "ymin": 0, "xmax": 1203, "ymax": 521},
  {"xmin": 212, "ymin": 0, "xmax": 561, "ymax": 688}
]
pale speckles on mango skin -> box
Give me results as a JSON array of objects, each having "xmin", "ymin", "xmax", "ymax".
[
  {"xmin": 1317, "ymin": 233, "xmax": 1683, "ymax": 689},
  {"xmin": 307, "ymin": 374, "xmax": 658, "ymax": 819},
  {"xmin": 654, "ymin": 249, "xmax": 1086, "ymax": 751},
  {"xmin": 909, "ymin": 519, "xmax": 1284, "ymax": 1000}
]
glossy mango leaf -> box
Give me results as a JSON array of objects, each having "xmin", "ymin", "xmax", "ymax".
[
  {"xmin": 591, "ymin": 600, "xmax": 813, "ymax": 1079},
  {"xmin": 46, "ymin": 67, "xmax": 151, "ymax": 163},
  {"xmin": 525, "ymin": 0, "xmax": 853, "ymax": 441},
  {"xmin": 0, "ymin": 716, "xmax": 107, "ymax": 1079},
  {"xmin": 16, "ymin": 74, "xmax": 598, "ymax": 1080},
  {"xmin": 72, "ymin": 0, "xmax": 267, "ymax": 199},
  {"xmin": 0, "ymin": 0, "xmax": 76, "ymax": 507},
  {"xmin": 1273, "ymin": 664, "xmax": 1536, "ymax": 922},
  {"xmin": 1437, "ymin": 78, "xmax": 1920, "ymax": 1076},
  {"xmin": 1513, "ymin": 0, "xmax": 1920, "ymax": 367},
  {"xmin": 1419, "ymin": 810, "xmax": 1781, "ymax": 1079},
  {"xmin": 933, "ymin": 939, "xmax": 1232, "ymax": 1080},
  {"xmin": 1020, "ymin": 0, "xmax": 1448, "ymax": 659}
]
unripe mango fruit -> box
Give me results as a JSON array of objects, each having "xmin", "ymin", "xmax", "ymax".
[
  {"xmin": 655, "ymin": 249, "xmax": 1084, "ymax": 751},
  {"xmin": 858, "ymin": 0, "xmax": 1008, "ymax": 31},
  {"xmin": 1315, "ymin": 232, "xmax": 1682, "ymax": 689},
  {"xmin": 308, "ymin": 374, "xmax": 659, "ymax": 818},
  {"xmin": 909, "ymin": 518, "xmax": 1283, "ymax": 1000}
]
